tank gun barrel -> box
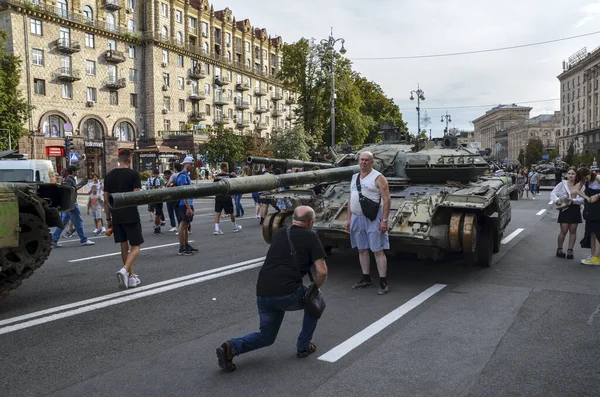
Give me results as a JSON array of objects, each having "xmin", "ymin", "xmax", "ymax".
[
  {"xmin": 246, "ymin": 156, "xmax": 334, "ymax": 169},
  {"xmin": 109, "ymin": 165, "xmax": 360, "ymax": 209}
]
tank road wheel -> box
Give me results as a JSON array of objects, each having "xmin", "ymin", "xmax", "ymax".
[
  {"xmin": 271, "ymin": 212, "xmax": 291, "ymax": 241},
  {"xmin": 261, "ymin": 213, "xmax": 277, "ymax": 244},
  {"xmin": 0, "ymin": 213, "xmax": 52, "ymax": 298},
  {"xmin": 449, "ymin": 212, "xmax": 465, "ymax": 251},
  {"xmin": 462, "ymin": 213, "xmax": 478, "ymax": 266},
  {"xmin": 476, "ymin": 222, "xmax": 494, "ymax": 268}
]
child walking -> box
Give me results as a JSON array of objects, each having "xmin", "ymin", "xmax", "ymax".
[{"xmin": 87, "ymin": 185, "xmax": 105, "ymax": 236}]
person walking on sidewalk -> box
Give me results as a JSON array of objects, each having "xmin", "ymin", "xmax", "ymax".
[
  {"xmin": 176, "ymin": 157, "xmax": 198, "ymax": 255},
  {"xmin": 216, "ymin": 206, "xmax": 328, "ymax": 372},
  {"xmin": 166, "ymin": 164, "xmax": 183, "ymax": 232},
  {"xmin": 146, "ymin": 169, "xmax": 166, "ymax": 235},
  {"xmin": 579, "ymin": 168, "xmax": 600, "ymax": 265},
  {"xmin": 528, "ymin": 167, "xmax": 540, "ymax": 200},
  {"xmin": 87, "ymin": 185, "xmax": 105, "ymax": 236},
  {"xmin": 234, "ymin": 166, "xmax": 249, "ymax": 218},
  {"xmin": 213, "ymin": 162, "xmax": 242, "ymax": 235},
  {"xmin": 103, "ymin": 149, "xmax": 143, "ymax": 289},
  {"xmin": 51, "ymin": 165, "xmax": 95, "ymax": 248}
]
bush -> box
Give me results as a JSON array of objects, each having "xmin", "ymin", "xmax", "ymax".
[{"xmin": 139, "ymin": 171, "xmax": 152, "ymax": 181}]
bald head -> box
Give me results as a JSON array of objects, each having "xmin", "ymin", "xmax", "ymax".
[
  {"xmin": 292, "ymin": 206, "xmax": 315, "ymax": 227},
  {"xmin": 360, "ymin": 151, "xmax": 374, "ymax": 161},
  {"xmin": 359, "ymin": 151, "xmax": 374, "ymax": 173}
]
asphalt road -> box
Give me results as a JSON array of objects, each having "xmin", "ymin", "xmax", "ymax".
[{"xmin": 1, "ymin": 193, "xmax": 599, "ymax": 397}]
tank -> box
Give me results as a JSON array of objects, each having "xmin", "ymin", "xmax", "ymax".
[
  {"xmin": 0, "ymin": 151, "xmax": 77, "ymax": 298},
  {"xmin": 246, "ymin": 156, "xmax": 334, "ymax": 170}
]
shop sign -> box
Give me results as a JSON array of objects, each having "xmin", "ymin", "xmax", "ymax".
[
  {"xmin": 85, "ymin": 141, "xmax": 103, "ymax": 148},
  {"xmin": 46, "ymin": 147, "xmax": 65, "ymax": 157},
  {"xmin": 139, "ymin": 153, "xmax": 156, "ymax": 158}
]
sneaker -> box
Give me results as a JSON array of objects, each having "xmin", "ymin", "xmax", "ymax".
[
  {"xmin": 128, "ymin": 276, "xmax": 139, "ymax": 288},
  {"xmin": 377, "ymin": 283, "xmax": 390, "ymax": 295},
  {"xmin": 233, "ymin": 225, "xmax": 243, "ymax": 233},
  {"xmin": 101, "ymin": 227, "xmax": 106, "ymax": 233},
  {"xmin": 214, "ymin": 230, "xmax": 224, "ymax": 235},
  {"xmin": 532, "ymin": 197, "xmax": 536, "ymax": 200},
  {"xmin": 581, "ymin": 256, "xmax": 600, "ymax": 266},
  {"xmin": 185, "ymin": 244, "xmax": 199, "ymax": 252},
  {"xmin": 154, "ymin": 227, "xmax": 162, "ymax": 235},
  {"xmin": 64, "ymin": 232, "xmax": 74, "ymax": 239},
  {"xmin": 169, "ymin": 227, "xmax": 177, "ymax": 232},
  {"xmin": 178, "ymin": 246, "xmax": 194, "ymax": 256},
  {"xmin": 160, "ymin": 221, "xmax": 166, "ymax": 226},
  {"xmin": 352, "ymin": 279, "xmax": 373, "ymax": 289},
  {"xmin": 92, "ymin": 228, "xmax": 98, "ymax": 234},
  {"xmin": 581, "ymin": 255, "xmax": 594, "ymax": 264},
  {"xmin": 216, "ymin": 341, "xmax": 236, "ymax": 372},
  {"xmin": 52, "ymin": 241, "xmax": 62, "ymax": 248},
  {"xmin": 116, "ymin": 267, "xmax": 129, "ymax": 289},
  {"xmin": 81, "ymin": 239, "xmax": 95, "ymax": 246}
]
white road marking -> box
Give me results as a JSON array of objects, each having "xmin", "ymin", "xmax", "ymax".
[
  {"xmin": 501, "ymin": 228, "xmax": 525, "ymax": 244},
  {"xmin": 317, "ymin": 284, "xmax": 447, "ymax": 363},
  {"xmin": 0, "ymin": 258, "xmax": 265, "ymax": 335},
  {"xmin": 67, "ymin": 241, "xmax": 194, "ymax": 263},
  {"xmin": 536, "ymin": 209, "xmax": 547, "ymax": 216}
]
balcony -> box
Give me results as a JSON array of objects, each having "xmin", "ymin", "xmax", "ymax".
[
  {"xmin": 254, "ymin": 87, "xmax": 267, "ymax": 96},
  {"xmin": 236, "ymin": 120, "xmax": 251, "ymax": 128},
  {"xmin": 272, "ymin": 108, "xmax": 284, "ymax": 117},
  {"xmin": 188, "ymin": 26, "xmax": 198, "ymax": 37},
  {"xmin": 53, "ymin": 67, "xmax": 81, "ymax": 81},
  {"xmin": 272, "ymin": 92, "xmax": 283, "ymax": 101},
  {"xmin": 188, "ymin": 67, "xmax": 205, "ymax": 79},
  {"xmin": 189, "ymin": 111, "xmax": 206, "ymax": 123},
  {"xmin": 285, "ymin": 97, "xmax": 297, "ymax": 105},
  {"xmin": 214, "ymin": 76, "xmax": 231, "ymax": 86},
  {"xmin": 214, "ymin": 97, "xmax": 231, "ymax": 106},
  {"xmin": 235, "ymin": 99, "xmax": 250, "ymax": 110},
  {"xmin": 105, "ymin": 77, "xmax": 126, "ymax": 90},
  {"xmin": 254, "ymin": 122, "xmax": 268, "ymax": 131},
  {"xmin": 235, "ymin": 83, "xmax": 251, "ymax": 91},
  {"xmin": 255, "ymin": 105, "xmax": 268, "ymax": 114},
  {"xmin": 189, "ymin": 92, "xmax": 207, "ymax": 101},
  {"xmin": 55, "ymin": 38, "xmax": 81, "ymax": 53},
  {"xmin": 104, "ymin": 0, "xmax": 121, "ymax": 11},
  {"xmin": 286, "ymin": 113, "xmax": 293, "ymax": 120},
  {"xmin": 214, "ymin": 116, "xmax": 231, "ymax": 125},
  {"xmin": 104, "ymin": 49, "xmax": 126, "ymax": 63},
  {"xmin": 272, "ymin": 126, "xmax": 284, "ymax": 133}
]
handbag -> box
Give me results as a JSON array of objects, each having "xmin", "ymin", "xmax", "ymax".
[
  {"xmin": 286, "ymin": 227, "xmax": 326, "ymax": 319},
  {"xmin": 355, "ymin": 174, "xmax": 380, "ymax": 221},
  {"xmin": 554, "ymin": 181, "xmax": 572, "ymax": 211}
]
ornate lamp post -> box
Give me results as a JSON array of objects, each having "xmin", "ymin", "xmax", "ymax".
[
  {"xmin": 320, "ymin": 28, "xmax": 346, "ymax": 150},
  {"xmin": 441, "ymin": 111, "xmax": 452, "ymax": 135},
  {"xmin": 410, "ymin": 85, "xmax": 425, "ymax": 134}
]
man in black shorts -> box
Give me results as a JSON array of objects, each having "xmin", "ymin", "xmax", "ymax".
[
  {"xmin": 103, "ymin": 149, "xmax": 144, "ymax": 289},
  {"xmin": 213, "ymin": 162, "xmax": 242, "ymax": 235}
]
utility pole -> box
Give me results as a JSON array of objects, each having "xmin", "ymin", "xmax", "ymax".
[{"xmin": 320, "ymin": 28, "xmax": 346, "ymax": 150}]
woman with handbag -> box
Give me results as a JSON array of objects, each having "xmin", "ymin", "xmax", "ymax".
[
  {"xmin": 550, "ymin": 167, "xmax": 585, "ymax": 259},
  {"xmin": 578, "ymin": 168, "xmax": 600, "ymax": 265}
]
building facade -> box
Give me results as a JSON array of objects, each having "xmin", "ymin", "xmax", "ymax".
[
  {"xmin": 0, "ymin": 0, "xmax": 297, "ymax": 177},
  {"xmin": 505, "ymin": 113, "xmax": 560, "ymax": 163},
  {"xmin": 558, "ymin": 47, "xmax": 600, "ymax": 157}
]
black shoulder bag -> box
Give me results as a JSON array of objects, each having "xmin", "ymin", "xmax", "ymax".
[
  {"xmin": 355, "ymin": 175, "xmax": 380, "ymax": 221},
  {"xmin": 286, "ymin": 227, "xmax": 326, "ymax": 319}
]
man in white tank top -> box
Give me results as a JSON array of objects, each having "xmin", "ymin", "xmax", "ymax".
[{"xmin": 345, "ymin": 151, "xmax": 391, "ymax": 295}]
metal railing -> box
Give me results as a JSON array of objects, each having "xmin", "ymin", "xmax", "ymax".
[
  {"xmin": 105, "ymin": 49, "xmax": 126, "ymax": 63},
  {"xmin": 188, "ymin": 67, "xmax": 205, "ymax": 79},
  {"xmin": 53, "ymin": 67, "xmax": 81, "ymax": 80},
  {"xmin": 104, "ymin": 0, "xmax": 121, "ymax": 10},
  {"xmin": 56, "ymin": 38, "xmax": 81, "ymax": 53},
  {"xmin": 105, "ymin": 77, "xmax": 126, "ymax": 89},
  {"xmin": 214, "ymin": 115, "xmax": 231, "ymax": 124},
  {"xmin": 189, "ymin": 111, "xmax": 206, "ymax": 122}
]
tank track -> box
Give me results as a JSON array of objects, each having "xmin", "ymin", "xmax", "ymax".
[{"xmin": 0, "ymin": 213, "xmax": 52, "ymax": 298}]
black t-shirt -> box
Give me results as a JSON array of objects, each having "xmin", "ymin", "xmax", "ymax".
[
  {"xmin": 214, "ymin": 172, "xmax": 236, "ymax": 201},
  {"xmin": 256, "ymin": 226, "xmax": 327, "ymax": 297},
  {"xmin": 104, "ymin": 168, "xmax": 142, "ymax": 224}
]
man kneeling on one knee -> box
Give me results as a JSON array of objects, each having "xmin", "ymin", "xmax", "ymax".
[{"xmin": 216, "ymin": 206, "xmax": 328, "ymax": 372}]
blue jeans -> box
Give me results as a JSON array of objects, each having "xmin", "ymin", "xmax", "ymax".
[
  {"xmin": 229, "ymin": 285, "xmax": 318, "ymax": 356},
  {"xmin": 234, "ymin": 194, "xmax": 244, "ymax": 217},
  {"xmin": 52, "ymin": 203, "xmax": 89, "ymax": 243},
  {"xmin": 166, "ymin": 201, "xmax": 179, "ymax": 227}
]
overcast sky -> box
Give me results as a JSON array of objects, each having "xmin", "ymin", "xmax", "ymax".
[{"xmin": 219, "ymin": 0, "xmax": 600, "ymax": 137}]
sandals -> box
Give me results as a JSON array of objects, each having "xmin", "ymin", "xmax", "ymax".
[
  {"xmin": 216, "ymin": 341, "xmax": 236, "ymax": 372},
  {"xmin": 556, "ymin": 248, "xmax": 566, "ymax": 258},
  {"xmin": 297, "ymin": 343, "xmax": 317, "ymax": 358},
  {"xmin": 566, "ymin": 249, "xmax": 574, "ymax": 260}
]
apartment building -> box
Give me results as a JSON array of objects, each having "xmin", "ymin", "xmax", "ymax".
[
  {"xmin": 0, "ymin": 0, "xmax": 297, "ymax": 177},
  {"xmin": 558, "ymin": 47, "xmax": 600, "ymax": 157}
]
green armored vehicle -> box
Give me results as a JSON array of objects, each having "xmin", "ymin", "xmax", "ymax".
[{"xmin": 0, "ymin": 151, "xmax": 76, "ymax": 298}]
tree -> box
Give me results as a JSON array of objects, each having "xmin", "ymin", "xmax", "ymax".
[
  {"xmin": 270, "ymin": 125, "xmax": 312, "ymax": 160},
  {"xmin": 0, "ymin": 30, "xmax": 32, "ymax": 151},
  {"xmin": 243, "ymin": 134, "xmax": 273, "ymax": 158},
  {"xmin": 525, "ymin": 137, "xmax": 543, "ymax": 166},
  {"xmin": 203, "ymin": 128, "xmax": 244, "ymax": 168},
  {"xmin": 564, "ymin": 143, "xmax": 575, "ymax": 167},
  {"xmin": 518, "ymin": 148, "xmax": 525, "ymax": 165}
]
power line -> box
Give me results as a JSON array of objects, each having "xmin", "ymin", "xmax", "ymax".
[
  {"xmin": 412, "ymin": 98, "xmax": 560, "ymax": 110},
  {"xmin": 351, "ymin": 31, "xmax": 600, "ymax": 60}
]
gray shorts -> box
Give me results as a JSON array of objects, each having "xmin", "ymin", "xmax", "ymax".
[
  {"xmin": 91, "ymin": 210, "xmax": 102, "ymax": 220},
  {"xmin": 350, "ymin": 212, "xmax": 389, "ymax": 252}
]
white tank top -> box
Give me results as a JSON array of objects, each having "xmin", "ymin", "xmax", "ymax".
[{"xmin": 350, "ymin": 170, "xmax": 382, "ymax": 215}]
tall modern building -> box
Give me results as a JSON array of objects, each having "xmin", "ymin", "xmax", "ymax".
[{"xmin": 0, "ymin": 0, "xmax": 297, "ymax": 177}]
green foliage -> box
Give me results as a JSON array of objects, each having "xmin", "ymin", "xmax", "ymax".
[
  {"xmin": 548, "ymin": 147, "xmax": 559, "ymax": 161},
  {"xmin": 139, "ymin": 171, "xmax": 152, "ymax": 181},
  {"xmin": 518, "ymin": 148, "xmax": 525, "ymax": 165},
  {"xmin": 270, "ymin": 125, "xmax": 312, "ymax": 160},
  {"xmin": 204, "ymin": 128, "xmax": 244, "ymax": 167},
  {"xmin": 564, "ymin": 143, "xmax": 575, "ymax": 167},
  {"xmin": 0, "ymin": 30, "xmax": 32, "ymax": 151},
  {"xmin": 243, "ymin": 134, "xmax": 273, "ymax": 158},
  {"xmin": 525, "ymin": 137, "xmax": 543, "ymax": 166}
]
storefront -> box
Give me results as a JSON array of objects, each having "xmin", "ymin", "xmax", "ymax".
[
  {"xmin": 45, "ymin": 146, "xmax": 66, "ymax": 176},
  {"xmin": 81, "ymin": 118, "xmax": 105, "ymax": 179},
  {"xmin": 134, "ymin": 146, "xmax": 183, "ymax": 173}
]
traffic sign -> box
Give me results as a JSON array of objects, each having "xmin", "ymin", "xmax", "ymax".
[
  {"xmin": 64, "ymin": 123, "xmax": 73, "ymax": 137},
  {"xmin": 495, "ymin": 142, "xmax": 502, "ymax": 149},
  {"xmin": 542, "ymin": 154, "xmax": 549, "ymax": 160},
  {"xmin": 70, "ymin": 153, "xmax": 79, "ymax": 162}
]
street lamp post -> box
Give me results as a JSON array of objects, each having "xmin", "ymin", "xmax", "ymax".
[
  {"xmin": 441, "ymin": 111, "xmax": 452, "ymax": 135},
  {"xmin": 409, "ymin": 85, "xmax": 425, "ymax": 135},
  {"xmin": 320, "ymin": 28, "xmax": 346, "ymax": 150}
]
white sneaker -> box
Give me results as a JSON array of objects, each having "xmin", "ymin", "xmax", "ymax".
[
  {"xmin": 101, "ymin": 227, "xmax": 106, "ymax": 233},
  {"xmin": 532, "ymin": 197, "xmax": 536, "ymax": 200},
  {"xmin": 128, "ymin": 276, "xmax": 140, "ymax": 288},
  {"xmin": 52, "ymin": 241, "xmax": 62, "ymax": 248},
  {"xmin": 116, "ymin": 267, "xmax": 128, "ymax": 289},
  {"xmin": 214, "ymin": 230, "xmax": 224, "ymax": 235},
  {"xmin": 233, "ymin": 225, "xmax": 243, "ymax": 233},
  {"xmin": 92, "ymin": 229, "xmax": 98, "ymax": 234},
  {"xmin": 169, "ymin": 227, "xmax": 177, "ymax": 232},
  {"xmin": 81, "ymin": 239, "xmax": 95, "ymax": 246}
]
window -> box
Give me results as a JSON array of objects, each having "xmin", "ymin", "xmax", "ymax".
[
  {"xmin": 60, "ymin": 55, "xmax": 71, "ymax": 71},
  {"xmin": 226, "ymin": 32, "xmax": 231, "ymax": 45},
  {"xmin": 176, "ymin": 10, "xmax": 182, "ymax": 23},
  {"xmin": 62, "ymin": 83, "xmax": 72, "ymax": 99},
  {"xmin": 161, "ymin": 3, "xmax": 168, "ymax": 17},
  {"xmin": 129, "ymin": 68, "xmax": 137, "ymax": 82},
  {"xmin": 127, "ymin": 0, "xmax": 135, "ymax": 8},
  {"xmin": 30, "ymin": 19, "xmax": 42, "ymax": 35},
  {"xmin": 162, "ymin": 50, "xmax": 168, "ymax": 63},
  {"xmin": 108, "ymin": 39, "xmax": 116, "ymax": 50},
  {"xmin": 84, "ymin": 33, "xmax": 94, "ymax": 48},
  {"xmin": 82, "ymin": 119, "xmax": 104, "ymax": 140},
  {"xmin": 191, "ymin": 80, "xmax": 198, "ymax": 95},
  {"xmin": 205, "ymin": 104, "xmax": 211, "ymax": 116},
  {"xmin": 110, "ymin": 91, "xmax": 118, "ymax": 105},
  {"xmin": 87, "ymin": 87, "xmax": 97, "ymax": 102},
  {"xmin": 85, "ymin": 60, "xmax": 96, "ymax": 75},
  {"xmin": 128, "ymin": 45, "xmax": 136, "ymax": 58},
  {"xmin": 43, "ymin": 115, "xmax": 67, "ymax": 138},
  {"xmin": 189, "ymin": 16, "xmax": 197, "ymax": 31},
  {"xmin": 106, "ymin": 13, "xmax": 116, "ymax": 31},
  {"xmin": 202, "ymin": 22, "xmax": 208, "ymax": 36},
  {"xmin": 108, "ymin": 65, "xmax": 117, "ymax": 81},
  {"xmin": 177, "ymin": 55, "xmax": 184, "ymax": 67},
  {"xmin": 204, "ymin": 63, "xmax": 210, "ymax": 75},
  {"xmin": 32, "ymin": 49, "xmax": 43, "ymax": 65},
  {"xmin": 245, "ymin": 41, "xmax": 250, "ymax": 52},
  {"xmin": 164, "ymin": 120, "xmax": 171, "ymax": 131},
  {"xmin": 56, "ymin": 0, "xmax": 67, "ymax": 17},
  {"xmin": 228, "ymin": 108, "xmax": 233, "ymax": 119},
  {"xmin": 177, "ymin": 31, "xmax": 183, "ymax": 44},
  {"xmin": 203, "ymin": 42, "xmax": 209, "ymax": 54},
  {"xmin": 82, "ymin": 5, "xmax": 93, "ymax": 21},
  {"xmin": 227, "ymin": 70, "xmax": 232, "ymax": 81},
  {"xmin": 179, "ymin": 99, "xmax": 185, "ymax": 112},
  {"xmin": 33, "ymin": 79, "xmax": 45, "ymax": 95},
  {"xmin": 163, "ymin": 97, "xmax": 171, "ymax": 110},
  {"xmin": 130, "ymin": 93, "xmax": 138, "ymax": 108},
  {"xmin": 204, "ymin": 83, "xmax": 210, "ymax": 94},
  {"xmin": 163, "ymin": 73, "xmax": 170, "ymax": 87},
  {"xmin": 179, "ymin": 121, "xmax": 186, "ymax": 131},
  {"xmin": 127, "ymin": 20, "xmax": 135, "ymax": 32},
  {"xmin": 116, "ymin": 121, "xmax": 134, "ymax": 141},
  {"xmin": 161, "ymin": 26, "xmax": 168, "ymax": 39},
  {"xmin": 177, "ymin": 77, "xmax": 184, "ymax": 90}
]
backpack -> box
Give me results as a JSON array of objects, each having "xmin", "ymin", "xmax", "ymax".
[{"xmin": 148, "ymin": 176, "xmax": 161, "ymax": 189}]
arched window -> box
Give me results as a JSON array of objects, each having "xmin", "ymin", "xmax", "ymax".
[
  {"xmin": 57, "ymin": 0, "xmax": 68, "ymax": 17},
  {"xmin": 115, "ymin": 121, "xmax": 134, "ymax": 141},
  {"xmin": 82, "ymin": 5, "xmax": 93, "ymax": 22},
  {"xmin": 226, "ymin": 51, "xmax": 231, "ymax": 60},
  {"xmin": 106, "ymin": 13, "xmax": 116, "ymax": 31},
  {"xmin": 43, "ymin": 114, "xmax": 67, "ymax": 138},
  {"xmin": 177, "ymin": 31, "xmax": 183, "ymax": 44},
  {"xmin": 127, "ymin": 20, "xmax": 135, "ymax": 32},
  {"xmin": 161, "ymin": 26, "xmax": 168, "ymax": 39},
  {"xmin": 203, "ymin": 42, "xmax": 209, "ymax": 53},
  {"xmin": 82, "ymin": 118, "xmax": 104, "ymax": 141}
]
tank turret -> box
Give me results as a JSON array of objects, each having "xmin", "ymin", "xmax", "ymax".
[{"xmin": 246, "ymin": 156, "xmax": 334, "ymax": 170}]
